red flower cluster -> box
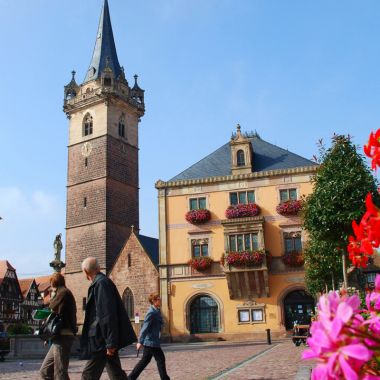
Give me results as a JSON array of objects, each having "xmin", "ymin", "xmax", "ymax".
[
  {"xmin": 282, "ymin": 251, "xmax": 304, "ymax": 267},
  {"xmin": 222, "ymin": 250, "xmax": 264, "ymax": 267},
  {"xmin": 276, "ymin": 200, "xmax": 302, "ymax": 216},
  {"xmin": 225, "ymin": 203, "xmax": 260, "ymax": 219},
  {"xmin": 364, "ymin": 129, "xmax": 380, "ymax": 170},
  {"xmin": 188, "ymin": 257, "xmax": 213, "ymax": 271},
  {"xmin": 348, "ymin": 193, "xmax": 380, "ymax": 267},
  {"xmin": 185, "ymin": 209, "xmax": 211, "ymax": 224}
]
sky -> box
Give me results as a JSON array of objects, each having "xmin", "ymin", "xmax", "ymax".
[{"xmin": 0, "ymin": 0, "xmax": 379, "ymax": 277}]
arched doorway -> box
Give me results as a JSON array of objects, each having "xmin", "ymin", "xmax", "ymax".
[
  {"xmin": 283, "ymin": 290, "xmax": 315, "ymax": 330},
  {"xmin": 122, "ymin": 287, "xmax": 134, "ymax": 319},
  {"xmin": 189, "ymin": 295, "xmax": 219, "ymax": 334}
]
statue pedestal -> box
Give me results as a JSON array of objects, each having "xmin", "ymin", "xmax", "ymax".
[{"xmin": 49, "ymin": 260, "xmax": 66, "ymax": 273}]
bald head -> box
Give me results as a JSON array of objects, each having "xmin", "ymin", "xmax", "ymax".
[{"xmin": 81, "ymin": 257, "xmax": 100, "ymax": 277}]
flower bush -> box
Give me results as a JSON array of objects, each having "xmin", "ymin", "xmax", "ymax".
[
  {"xmin": 225, "ymin": 203, "xmax": 260, "ymax": 219},
  {"xmin": 222, "ymin": 250, "xmax": 265, "ymax": 267},
  {"xmin": 282, "ymin": 251, "xmax": 304, "ymax": 267},
  {"xmin": 276, "ymin": 200, "xmax": 302, "ymax": 216},
  {"xmin": 188, "ymin": 256, "xmax": 213, "ymax": 271},
  {"xmin": 303, "ymin": 275, "xmax": 380, "ymax": 379},
  {"xmin": 185, "ymin": 209, "xmax": 211, "ymax": 224}
]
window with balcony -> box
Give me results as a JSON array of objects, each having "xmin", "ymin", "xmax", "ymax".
[
  {"xmin": 229, "ymin": 233, "xmax": 259, "ymax": 251},
  {"xmin": 189, "ymin": 197, "xmax": 206, "ymax": 210},
  {"xmin": 280, "ymin": 188, "xmax": 297, "ymax": 202},
  {"xmin": 229, "ymin": 191, "xmax": 255, "ymax": 205}
]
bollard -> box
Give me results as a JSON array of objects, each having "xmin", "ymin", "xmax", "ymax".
[{"xmin": 266, "ymin": 328, "xmax": 272, "ymax": 345}]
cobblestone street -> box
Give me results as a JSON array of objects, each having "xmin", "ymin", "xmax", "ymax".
[{"xmin": 0, "ymin": 340, "xmax": 312, "ymax": 380}]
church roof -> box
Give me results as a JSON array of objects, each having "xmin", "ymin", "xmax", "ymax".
[
  {"xmin": 84, "ymin": 0, "xmax": 122, "ymax": 83},
  {"xmin": 170, "ymin": 135, "xmax": 317, "ymax": 181},
  {"xmin": 136, "ymin": 235, "xmax": 159, "ymax": 266}
]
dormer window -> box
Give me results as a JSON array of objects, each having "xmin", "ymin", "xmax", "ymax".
[
  {"xmin": 83, "ymin": 114, "xmax": 93, "ymax": 136},
  {"xmin": 237, "ymin": 150, "xmax": 245, "ymax": 166},
  {"xmin": 104, "ymin": 77, "xmax": 112, "ymax": 87},
  {"xmin": 118, "ymin": 117, "xmax": 125, "ymax": 138}
]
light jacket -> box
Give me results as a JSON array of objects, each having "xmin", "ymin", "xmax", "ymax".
[{"xmin": 139, "ymin": 305, "xmax": 163, "ymax": 347}]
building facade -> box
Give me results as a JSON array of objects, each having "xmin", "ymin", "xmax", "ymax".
[
  {"xmin": 19, "ymin": 279, "xmax": 43, "ymax": 330},
  {"xmin": 63, "ymin": 0, "xmax": 145, "ymax": 322},
  {"xmin": 156, "ymin": 127, "xmax": 318, "ymax": 341}
]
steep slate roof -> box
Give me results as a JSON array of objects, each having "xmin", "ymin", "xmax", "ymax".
[
  {"xmin": 84, "ymin": 0, "xmax": 122, "ymax": 83},
  {"xmin": 137, "ymin": 235, "xmax": 159, "ymax": 266},
  {"xmin": 170, "ymin": 136, "xmax": 317, "ymax": 182}
]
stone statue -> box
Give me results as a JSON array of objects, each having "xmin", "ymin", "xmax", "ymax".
[{"xmin": 53, "ymin": 233, "xmax": 63, "ymax": 262}]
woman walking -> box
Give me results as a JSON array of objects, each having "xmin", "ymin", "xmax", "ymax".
[
  {"xmin": 128, "ymin": 293, "xmax": 170, "ymax": 380},
  {"xmin": 40, "ymin": 273, "xmax": 77, "ymax": 380}
]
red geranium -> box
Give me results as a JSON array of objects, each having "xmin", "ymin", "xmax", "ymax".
[
  {"xmin": 282, "ymin": 251, "xmax": 304, "ymax": 267},
  {"xmin": 276, "ymin": 200, "xmax": 302, "ymax": 216},
  {"xmin": 188, "ymin": 257, "xmax": 213, "ymax": 271},
  {"xmin": 222, "ymin": 250, "xmax": 265, "ymax": 267},
  {"xmin": 364, "ymin": 129, "xmax": 380, "ymax": 170},
  {"xmin": 185, "ymin": 209, "xmax": 211, "ymax": 224},
  {"xmin": 225, "ymin": 203, "xmax": 260, "ymax": 219}
]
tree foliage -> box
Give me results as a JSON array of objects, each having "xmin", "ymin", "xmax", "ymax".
[{"xmin": 302, "ymin": 135, "xmax": 378, "ymax": 295}]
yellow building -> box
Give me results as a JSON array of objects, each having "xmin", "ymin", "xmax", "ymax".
[{"xmin": 156, "ymin": 126, "xmax": 318, "ymax": 341}]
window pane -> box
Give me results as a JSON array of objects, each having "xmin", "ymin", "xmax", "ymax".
[
  {"xmin": 238, "ymin": 310, "xmax": 250, "ymax": 322},
  {"xmin": 237, "ymin": 235, "xmax": 244, "ymax": 251},
  {"xmin": 280, "ymin": 190, "xmax": 288, "ymax": 202},
  {"xmin": 190, "ymin": 199, "xmax": 198, "ymax": 210},
  {"xmin": 289, "ymin": 189, "xmax": 297, "ymax": 200},
  {"xmin": 199, "ymin": 198, "xmax": 206, "ymax": 209},
  {"xmin": 285, "ymin": 238, "xmax": 293, "ymax": 253},
  {"xmin": 193, "ymin": 245, "xmax": 201, "ymax": 257},
  {"xmin": 229, "ymin": 236, "xmax": 236, "ymax": 251},
  {"xmin": 252, "ymin": 234, "xmax": 259, "ymax": 250},
  {"xmin": 230, "ymin": 192, "xmax": 238, "ymax": 205},
  {"xmin": 294, "ymin": 237, "xmax": 302, "ymax": 252},
  {"xmin": 201, "ymin": 245, "xmax": 208, "ymax": 257},
  {"xmin": 239, "ymin": 192, "xmax": 247, "ymax": 204},
  {"xmin": 247, "ymin": 191, "xmax": 255, "ymax": 204},
  {"xmin": 244, "ymin": 234, "xmax": 251, "ymax": 250},
  {"xmin": 252, "ymin": 309, "xmax": 263, "ymax": 321}
]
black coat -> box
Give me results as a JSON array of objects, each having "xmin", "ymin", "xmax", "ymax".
[{"xmin": 80, "ymin": 273, "xmax": 136, "ymax": 358}]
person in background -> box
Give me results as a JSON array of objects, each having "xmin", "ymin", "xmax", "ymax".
[
  {"xmin": 40, "ymin": 273, "xmax": 77, "ymax": 380},
  {"xmin": 80, "ymin": 257, "xmax": 136, "ymax": 380},
  {"xmin": 128, "ymin": 293, "xmax": 170, "ymax": 380}
]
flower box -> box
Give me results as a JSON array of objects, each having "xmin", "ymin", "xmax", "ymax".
[
  {"xmin": 188, "ymin": 257, "xmax": 213, "ymax": 271},
  {"xmin": 276, "ymin": 200, "xmax": 302, "ymax": 216},
  {"xmin": 221, "ymin": 250, "xmax": 265, "ymax": 267},
  {"xmin": 282, "ymin": 251, "xmax": 304, "ymax": 267},
  {"xmin": 185, "ymin": 209, "xmax": 211, "ymax": 224},
  {"xmin": 225, "ymin": 203, "xmax": 260, "ymax": 219}
]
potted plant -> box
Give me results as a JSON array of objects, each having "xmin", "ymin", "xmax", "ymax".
[
  {"xmin": 188, "ymin": 257, "xmax": 213, "ymax": 271},
  {"xmin": 225, "ymin": 203, "xmax": 260, "ymax": 219},
  {"xmin": 276, "ymin": 200, "xmax": 302, "ymax": 216},
  {"xmin": 282, "ymin": 251, "xmax": 304, "ymax": 267},
  {"xmin": 185, "ymin": 209, "xmax": 211, "ymax": 224},
  {"xmin": 221, "ymin": 249, "xmax": 265, "ymax": 267}
]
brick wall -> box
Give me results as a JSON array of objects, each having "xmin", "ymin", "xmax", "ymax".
[{"xmin": 109, "ymin": 233, "xmax": 159, "ymax": 320}]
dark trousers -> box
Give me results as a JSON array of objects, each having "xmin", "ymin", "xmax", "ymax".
[
  {"xmin": 40, "ymin": 336, "xmax": 75, "ymax": 380},
  {"xmin": 128, "ymin": 346, "xmax": 170, "ymax": 380},
  {"xmin": 81, "ymin": 351, "xmax": 127, "ymax": 380}
]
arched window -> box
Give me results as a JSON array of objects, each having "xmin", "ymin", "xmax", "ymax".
[
  {"xmin": 122, "ymin": 287, "xmax": 134, "ymax": 319},
  {"xmin": 189, "ymin": 295, "xmax": 219, "ymax": 333},
  {"xmin": 83, "ymin": 114, "xmax": 93, "ymax": 136},
  {"xmin": 118, "ymin": 117, "xmax": 125, "ymax": 138},
  {"xmin": 237, "ymin": 150, "xmax": 245, "ymax": 166}
]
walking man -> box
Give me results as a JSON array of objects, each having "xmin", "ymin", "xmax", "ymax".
[
  {"xmin": 80, "ymin": 257, "xmax": 136, "ymax": 380},
  {"xmin": 128, "ymin": 293, "xmax": 170, "ymax": 380}
]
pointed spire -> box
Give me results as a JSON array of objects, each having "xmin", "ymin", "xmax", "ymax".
[{"xmin": 84, "ymin": 0, "xmax": 122, "ymax": 83}]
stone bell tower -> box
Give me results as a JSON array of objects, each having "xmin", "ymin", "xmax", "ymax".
[{"xmin": 63, "ymin": 0, "xmax": 145, "ymax": 322}]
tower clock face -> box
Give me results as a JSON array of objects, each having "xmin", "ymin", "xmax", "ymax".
[{"xmin": 81, "ymin": 142, "xmax": 93, "ymax": 157}]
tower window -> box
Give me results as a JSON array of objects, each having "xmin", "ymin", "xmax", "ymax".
[
  {"xmin": 118, "ymin": 118, "xmax": 125, "ymax": 138},
  {"xmin": 104, "ymin": 77, "xmax": 112, "ymax": 87},
  {"xmin": 128, "ymin": 253, "xmax": 131, "ymax": 267},
  {"xmin": 85, "ymin": 158, "xmax": 88, "ymax": 167},
  {"xmin": 84, "ymin": 197, "xmax": 87, "ymax": 207},
  {"xmin": 82, "ymin": 297, "xmax": 87, "ymax": 311},
  {"xmin": 237, "ymin": 150, "xmax": 245, "ymax": 166},
  {"xmin": 83, "ymin": 115, "xmax": 93, "ymax": 136}
]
